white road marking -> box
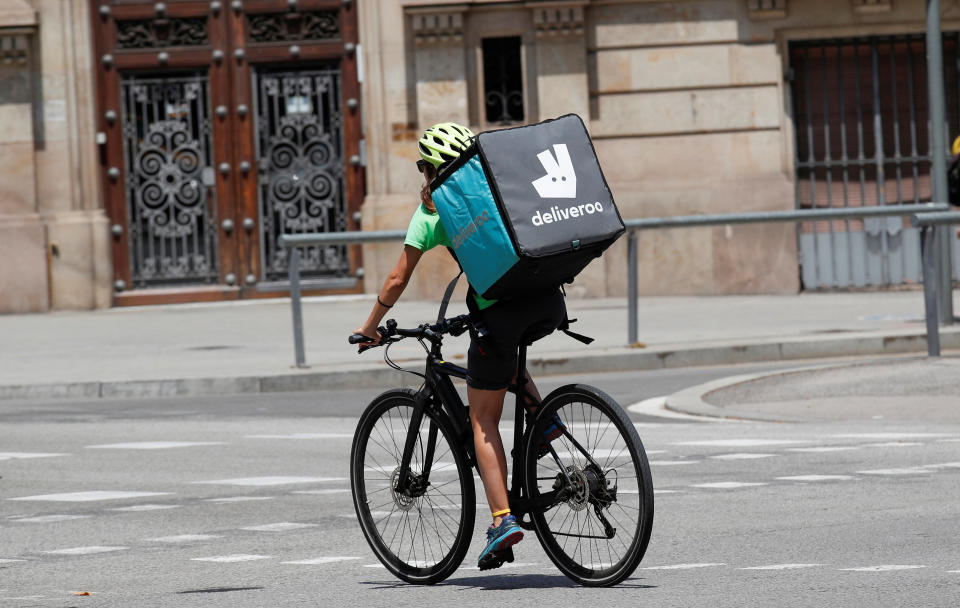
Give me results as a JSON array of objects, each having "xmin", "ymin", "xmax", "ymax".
[
  {"xmin": 675, "ymin": 439, "xmax": 806, "ymax": 447},
  {"xmin": 691, "ymin": 482, "xmax": 768, "ymax": 489},
  {"xmin": 281, "ymin": 557, "xmax": 362, "ymax": 565},
  {"xmin": 857, "ymin": 468, "xmax": 932, "ymax": 476},
  {"xmin": 192, "ymin": 476, "xmax": 344, "ymax": 486},
  {"xmin": 861, "ymin": 442, "xmax": 923, "ymax": 448},
  {"xmin": 205, "ymin": 496, "xmax": 276, "ymax": 503},
  {"xmin": 833, "ymin": 433, "xmax": 954, "ymax": 440},
  {"xmin": 740, "ymin": 563, "xmax": 823, "ymax": 570},
  {"xmin": 241, "ymin": 522, "xmax": 318, "ymax": 532},
  {"xmin": 111, "ymin": 504, "xmax": 179, "ymax": 512},
  {"xmin": 776, "ymin": 475, "xmax": 854, "ymax": 482},
  {"xmin": 922, "ymin": 462, "xmax": 960, "ymax": 469},
  {"xmin": 9, "ymin": 491, "xmax": 171, "ymax": 502},
  {"xmin": 0, "ymin": 452, "xmax": 65, "ymax": 460},
  {"xmin": 191, "ymin": 554, "xmax": 272, "ymax": 563},
  {"xmin": 840, "ymin": 565, "xmax": 926, "ymax": 572},
  {"xmin": 710, "ymin": 453, "xmax": 775, "ymax": 460},
  {"xmin": 628, "ymin": 397, "xmax": 728, "ymax": 422},
  {"xmin": 642, "ymin": 563, "xmax": 726, "ymax": 570},
  {"xmin": 245, "ymin": 433, "xmax": 354, "ymax": 439},
  {"xmin": 787, "ymin": 446, "xmax": 859, "ymax": 453},
  {"xmin": 654, "ymin": 490, "xmax": 680, "ymax": 495},
  {"xmin": 9, "ymin": 514, "xmax": 91, "ymax": 523},
  {"xmin": 649, "ymin": 460, "xmax": 700, "ymax": 466},
  {"xmin": 86, "ymin": 442, "xmax": 225, "ymax": 450},
  {"xmin": 146, "ymin": 535, "xmax": 221, "ymax": 543},
  {"xmin": 464, "ymin": 562, "xmax": 541, "ymax": 570},
  {"xmin": 45, "ymin": 546, "xmax": 127, "ymax": 555},
  {"xmin": 292, "ymin": 489, "xmax": 350, "ymax": 495},
  {"xmin": 0, "ymin": 559, "xmax": 25, "ymax": 564}
]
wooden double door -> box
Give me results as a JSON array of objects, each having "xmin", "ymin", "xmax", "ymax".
[{"xmin": 91, "ymin": 0, "xmax": 363, "ymax": 305}]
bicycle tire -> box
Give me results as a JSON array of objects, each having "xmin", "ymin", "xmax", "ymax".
[
  {"xmin": 523, "ymin": 384, "xmax": 654, "ymax": 587},
  {"xmin": 350, "ymin": 388, "xmax": 476, "ymax": 584}
]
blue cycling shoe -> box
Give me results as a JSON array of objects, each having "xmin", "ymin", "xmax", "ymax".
[
  {"xmin": 537, "ymin": 414, "xmax": 566, "ymax": 458},
  {"xmin": 477, "ymin": 515, "xmax": 523, "ymax": 571}
]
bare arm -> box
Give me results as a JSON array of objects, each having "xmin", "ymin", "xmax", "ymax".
[{"xmin": 353, "ymin": 245, "xmax": 424, "ymax": 343}]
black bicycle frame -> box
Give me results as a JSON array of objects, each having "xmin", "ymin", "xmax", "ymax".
[{"xmin": 393, "ymin": 340, "xmax": 566, "ymax": 527}]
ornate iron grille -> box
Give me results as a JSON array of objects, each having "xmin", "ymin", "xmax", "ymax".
[
  {"xmin": 120, "ymin": 73, "xmax": 219, "ymax": 287},
  {"xmin": 790, "ymin": 34, "xmax": 960, "ymax": 289},
  {"xmin": 482, "ymin": 36, "xmax": 524, "ymax": 124},
  {"xmin": 116, "ymin": 17, "xmax": 209, "ymax": 49},
  {"xmin": 247, "ymin": 10, "xmax": 339, "ymax": 43},
  {"xmin": 254, "ymin": 67, "xmax": 348, "ymax": 282}
]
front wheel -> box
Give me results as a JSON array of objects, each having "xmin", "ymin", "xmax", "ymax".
[
  {"xmin": 350, "ymin": 389, "xmax": 476, "ymax": 584},
  {"xmin": 523, "ymin": 384, "xmax": 654, "ymax": 587}
]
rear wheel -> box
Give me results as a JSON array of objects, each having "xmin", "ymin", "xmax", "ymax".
[
  {"xmin": 523, "ymin": 384, "xmax": 654, "ymax": 586},
  {"xmin": 350, "ymin": 389, "xmax": 476, "ymax": 584}
]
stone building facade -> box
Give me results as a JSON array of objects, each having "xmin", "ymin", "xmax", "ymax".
[{"xmin": 1, "ymin": 0, "xmax": 957, "ymax": 313}]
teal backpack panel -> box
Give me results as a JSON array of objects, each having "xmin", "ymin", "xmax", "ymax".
[{"xmin": 432, "ymin": 155, "xmax": 519, "ymax": 296}]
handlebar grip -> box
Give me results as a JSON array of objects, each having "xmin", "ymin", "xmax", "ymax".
[{"xmin": 349, "ymin": 333, "xmax": 374, "ymax": 344}]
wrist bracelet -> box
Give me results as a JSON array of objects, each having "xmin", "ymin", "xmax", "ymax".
[{"xmin": 377, "ymin": 296, "xmax": 393, "ymax": 309}]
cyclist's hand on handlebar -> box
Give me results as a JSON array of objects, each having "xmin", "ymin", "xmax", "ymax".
[{"xmin": 351, "ymin": 325, "xmax": 382, "ymax": 352}]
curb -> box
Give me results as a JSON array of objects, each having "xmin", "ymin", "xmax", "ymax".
[{"xmin": 2, "ymin": 328, "xmax": 958, "ymax": 401}]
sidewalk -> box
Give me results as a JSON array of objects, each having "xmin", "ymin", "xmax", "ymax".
[{"xmin": 1, "ymin": 290, "xmax": 958, "ymax": 400}]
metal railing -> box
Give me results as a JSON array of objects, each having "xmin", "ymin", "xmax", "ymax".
[
  {"xmin": 279, "ymin": 202, "xmax": 952, "ymax": 367},
  {"xmin": 911, "ymin": 210, "xmax": 960, "ymax": 355}
]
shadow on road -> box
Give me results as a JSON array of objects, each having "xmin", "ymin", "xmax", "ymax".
[{"xmin": 362, "ymin": 573, "xmax": 656, "ymax": 590}]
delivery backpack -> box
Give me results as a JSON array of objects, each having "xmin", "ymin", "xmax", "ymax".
[{"xmin": 430, "ymin": 114, "xmax": 625, "ymax": 301}]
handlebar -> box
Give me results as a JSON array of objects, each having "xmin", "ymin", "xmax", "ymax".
[{"xmin": 348, "ymin": 314, "xmax": 472, "ymax": 353}]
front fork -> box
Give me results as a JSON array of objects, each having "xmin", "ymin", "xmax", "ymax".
[{"xmin": 395, "ymin": 391, "xmax": 438, "ymax": 496}]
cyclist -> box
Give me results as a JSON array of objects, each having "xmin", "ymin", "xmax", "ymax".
[{"xmin": 352, "ymin": 122, "xmax": 566, "ymax": 570}]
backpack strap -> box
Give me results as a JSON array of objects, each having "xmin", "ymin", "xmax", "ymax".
[
  {"xmin": 558, "ymin": 315, "xmax": 594, "ymax": 345},
  {"xmin": 437, "ymin": 270, "xmax": 463, "ymax": 323}
]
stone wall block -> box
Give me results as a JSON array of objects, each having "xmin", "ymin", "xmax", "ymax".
[
  {"xmin": 0, "ymin": 215, "xmax": 49, "ymax": 313},
  {"xmin": 91, "ymin": 211, "xmax": 112, "ymax": 309},
  {"xmin": 46, "ymin": 213, "xmax": 96, "ymax": 310},
  {"xmin": 35, "ymin": 140, "xmax": 72, "ymax": 214},
  {"xmin": 747, "ymin": 0, "xmax": 787, "ymax": 20},
  {"xmin": 0, "ymin": 141, "xmax": 37, "ymax": 214},
  {"xmin": 591, "ymin": 2, "xmax": 740, "ymax": 48}
]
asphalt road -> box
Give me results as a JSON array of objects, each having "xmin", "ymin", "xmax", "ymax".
[{"xmin": 2, "ymin": 362, "xmax": 960, "ymax": 607}]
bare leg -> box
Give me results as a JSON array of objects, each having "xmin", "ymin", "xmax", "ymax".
[{"xmin": 468, "ymin": 386, "xmax": 510, "ymax": 526}]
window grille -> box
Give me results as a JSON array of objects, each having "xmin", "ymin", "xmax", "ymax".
[{"xmin": 482, "ymin": 36, "xmax": 524, "ymax": 125}]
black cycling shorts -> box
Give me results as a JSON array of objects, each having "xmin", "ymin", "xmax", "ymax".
[{"xmin": 466, "ymin": 289, "xmax": 566, "ymax": 391}]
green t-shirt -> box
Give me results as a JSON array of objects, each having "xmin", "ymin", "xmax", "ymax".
[{"xmin": 404, "ymin": 204, "xmax": 496, "ymax": 310}]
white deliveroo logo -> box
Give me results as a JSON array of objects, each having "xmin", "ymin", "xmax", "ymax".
[{"xmin": 531, "ymin": 144, "xmax": 577, "ymax": 199}]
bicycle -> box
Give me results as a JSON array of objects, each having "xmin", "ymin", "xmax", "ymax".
[{"xmin": 348, "ymin": 311, "xmax": 654, "ymax": 586}]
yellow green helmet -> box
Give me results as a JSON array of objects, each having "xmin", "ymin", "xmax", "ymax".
[{"xmin": 418, "ymin": 122, "xmax": 475, "ymax": 169}]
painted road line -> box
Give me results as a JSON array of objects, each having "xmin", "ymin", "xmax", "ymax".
[
  {"xmin": 463, "ymin": 562, "xmax": 542, "ymax": 571},
  {"xmin": 204, "ymin": 496, "xmax": 276, "ymax": 503},
  {"xmin": 710, "ymin": 453, "xmax": 775, "ymax": 460},
  {"xmin": 654, "ymin": 490, "xmax": 681, "ymax": 495},
  {"xmin": 292, "ymin": 489, "xmax": 350, "ymax": 495},
  {"xmin": 192, "ymin": 476, "xmax": 345, "ymax": 486},
  {"xmin": 839, "ymin": 565, "xmax": 926, "ymax": 572},
  {"xmin": 675, "ymin": 439, "xmax": 807, "ymax": 447},
  {"xmin": 787, "ymin": 447, "xmax": 859, "ymax": 453},
  {"xmin": 642, "ymin": 563, "xmax": 726, "ymax": 570},
  {"xmin": 111, "ymin": 504, "xmax": 180, "ymax": 512},
  {"xmin": 691, "ymin": 482, "xmax": 768, "ymax": 489},
  {"xmin": 44, "ymin": 546, "xmax": 128, "ymax": 556},
  {"xmin": 0, "ymin": 559, "xmax": 26, "ymax": 564},
  {"xmin": 146, "ymin": 535, "xmax": 222, "ymax": 543},
  {"xmin": 832, "ymin": 433, "xmax": 954, "ymax": 439},
  {"xmin": 740, "ymin": 564, "xmax": 823, "ymax": 570},
  {"xmin": 86, "ymin": 442, "xmax": 225, "ymax": 450},
  {"xmin": 776, "ymin": 475, "xmax": 854, "ymax": 482},
  {"xmin": 922, "ymin": 462, "xmax": 960, "ymax": 469},
  {"xmin": 0, "ymin": 452, "xmax": 66, "ymax": 460},
  {"xmin": 9, "ymin": 514, "xmax": 91, "ymax": 523},
  {"xmin": 861, "ymin": 442, "xmax": 923, "ymax": 448},
  {"xmin": 241, "ymin": 522, "xmax": 318, "ymax": 532},
  {"xmin": 281, "ymin": 557, "xmax": 362, "ymax": 565},
  {"xmin": 856, "ymin": 468, "xmax": 932, "ymax": 476},
  {"xmin": 9, "ymin": 491, "xmax": 171, "ymax": 502},
  {"xmin": 191, "ymin": 554, "xmax": 272, "ymax": 563},
  {"xmin": 245, "ymin": 433, "xmax": 354, "ymax": 439},
  {"xmin": 649, "ymin": 460, "xmax": 700, "ymax": 466}
]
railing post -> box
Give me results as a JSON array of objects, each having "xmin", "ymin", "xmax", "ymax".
[
  {"xmin": 627, "ymin": 230, "xmax": 638, "ymax": 345},
  {"xmin": 289, "ymin": 246, "xmax": 307, "ymax": 368},
  {"xmin": 926, "ymin": 0, "xmax": 955, "ymax": 325},
  {"xmin": 920, "ymin": 226, "xmax": 942, "ymax": 357}
]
